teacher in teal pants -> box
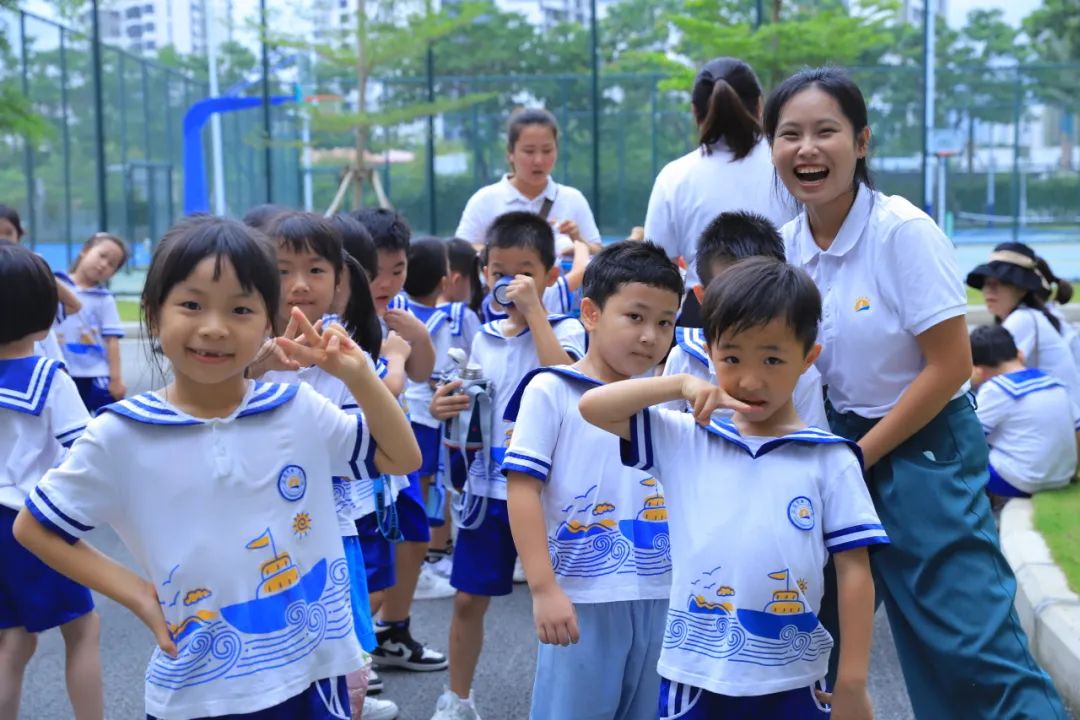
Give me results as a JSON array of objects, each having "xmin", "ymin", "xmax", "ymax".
[{"xmin": 764, "ymin": 66, "xmax": 1066, "ymax": 719}]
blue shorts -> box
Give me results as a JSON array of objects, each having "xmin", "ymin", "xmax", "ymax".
[
  {"xmin": 343, "ymin": 535, "xmax": 376, "ymax": 652},
  {"xmin": 658, "ymin": 678, "xmax": 829, "ymax": 720},
  {"xmin": 148, "ymin": 676, "xmax": 349, "ymax": 719},
  {"xmin": 0, "ymin": 506, "xmax": 94, "ymax": 633},
  {"xmin": 987, "ymin": 463, "xmax": 1031, "ymax": 498},
  {"xmin": 412, "ymin": 422, "xmax": 442, "ymax": 478},
  {"xmin": 531, "ymin": 598, "xmax": 667, "ymax": 720},
  {"xmin": 450, "ymin": 498, "xmax": 517, "ymax": 597},
  {"xmin": 395, "ymin": 486, "xmax": 431, "ymax": 543},
  {"xmin": 73, "ymin": 376, "xmax": 114, "ymax": 415},
  {"xmin": 355, "ymin": 514, "xmax": 396, "ymax": 593}
]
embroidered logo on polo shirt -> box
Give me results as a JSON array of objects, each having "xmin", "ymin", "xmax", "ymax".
[
  {"xmin": 787, "ymin": 496, "xmax": 815, "ymax": 530},
  {"xmin": 854, "ymin": 296, "xmax": 871, "ymax": 313},
  {"xmin": 277, "ymin": 465, "xmax": 307, "ymax": 501}
]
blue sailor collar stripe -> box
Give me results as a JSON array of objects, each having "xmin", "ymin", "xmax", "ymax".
[
  {"xmin": 990, "ymin": 368, "xmax": 1062, "ymax": 399},
  {"xmin": 102, "ymin": 381, "xmax": 299, "ymax": 425},
  {"xmin": 480, "ymin": 313, "xmax": 578, "ymax": 339},
  {"xmin": 440, "ymin": 302, "xmax": 466, "ymax": 336},
  {"xmin": 53, "ymin": 271, "xmax": 111, "ymax": 296},
  {"xmin": 503, "ymin": 365, "xmax": 601, "ymax": 422},
  {"xmin": 388, "ymin": 293, "xmax": 409, "ymax": 312},
  {"xmin": 704, "ymin": 417, "xmax": 864, "ymax": 468},
  {"xmin": 0, "ymin": 356, "xmax": 64, "ymax": 416},
  {"xmin": 393, "ymin": 295, "xmax": 449, "ymax": 334},
  {"xmin": 674, "ymin": 327, "xmax": 710, "ymax": 368}
]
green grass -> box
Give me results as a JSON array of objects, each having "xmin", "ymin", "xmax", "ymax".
[
  {"xmin": 966, "ymin": 286, "xmax": 984, "ymax": 306},
  {"xmin": 1032, "ymin": 482, "xmax": 1080, "ymax": 595},
  {"xmin": 117, "ymin": 299, "xmax": 140, "ymax": 323}
]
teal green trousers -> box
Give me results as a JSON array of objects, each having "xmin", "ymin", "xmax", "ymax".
[{"xmin": 822, "ymin": 394, "xmax": 1066, "ymax": 719}]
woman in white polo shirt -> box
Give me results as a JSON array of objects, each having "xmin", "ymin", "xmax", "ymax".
[
  {"xmin": 456, "ymin": 108, "xmax": 600, "ymax": 317},
  {"xmin": 643, "ymin": 57, "xmax": 795, "ymax": 325},
  {"xmin": 764, "ymin": 67, "xmax": 1067, "ymax": 719}
]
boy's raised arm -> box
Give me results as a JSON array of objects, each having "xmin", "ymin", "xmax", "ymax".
[{"xmin": 578, "ymin": 375, "xmax": 688, "ymax": 441}]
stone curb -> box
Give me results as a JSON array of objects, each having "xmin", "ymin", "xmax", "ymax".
[{"xmin": 1000, "ymin": 499, "xmax": 1080, "ymax": 712}]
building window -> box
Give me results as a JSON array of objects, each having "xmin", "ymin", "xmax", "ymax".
[
  {"xmin": 125, "ymin": 6, "xmax": 142, "ymax": 18},
  {"xmin": 145, "ymin": 40, "xmax": 156, "ymax": 50},
  {"xmin": 144, "ymin": 3, "xmax": 153, "ymax": 12},
  {"xmin": 144, "ymin": 21, "xmax": 154, "ymax": 31}
]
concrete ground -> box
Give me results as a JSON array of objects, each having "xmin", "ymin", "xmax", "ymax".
[{"xmin": 20, "ymin": 528, "xmax": 916, "ymax": 720}]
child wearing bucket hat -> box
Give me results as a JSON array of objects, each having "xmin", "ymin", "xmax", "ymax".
[{"xmin": 967, "ymin": 242, "xmax": 1080, "ymax": 406}]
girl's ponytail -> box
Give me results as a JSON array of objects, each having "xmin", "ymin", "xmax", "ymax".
[
  {"xmin": 1036, "ymin": 256, "xmax": 1073, "ymax": 305},
  {"xmin": 341, "ymin": 253, "xmax": 382, "ymax": 360},
  {"xmin": 691, "ymin": 57, "xmax": 763, "ymax": 160}
]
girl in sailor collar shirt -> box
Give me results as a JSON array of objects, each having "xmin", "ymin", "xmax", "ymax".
[{"xmin": 14, "ymin": 216, "xmax": 420, "ymax": 720}]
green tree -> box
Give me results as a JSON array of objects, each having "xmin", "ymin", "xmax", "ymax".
[
  {"xmin": 0, "ymin": 0, "xmax": 49, "ymax": 139},
  {"xmin": 1023, "ymin": 0, "xmax": 1080, "ymax": 169}
]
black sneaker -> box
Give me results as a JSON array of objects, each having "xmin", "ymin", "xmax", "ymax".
[
  {"xmin": 367, "ymin": 667, "xmax": 384, "ymax": 695},
  {"xmin": 371, "ymin": 620, "xmax": 448, "ymax": 672}
]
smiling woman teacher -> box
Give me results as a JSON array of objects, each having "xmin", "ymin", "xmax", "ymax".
[{"xmin": 766, "ymin": 67, "xmax": 1067, "ymax": 720}]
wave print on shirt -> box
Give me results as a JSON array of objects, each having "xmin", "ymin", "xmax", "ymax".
[{"xmin": 147, "ymin": 531, "xmax": 353, "ymax": 691}]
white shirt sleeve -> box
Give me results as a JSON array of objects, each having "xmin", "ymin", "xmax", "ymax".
[
  {"xmin": 794, "ymin": 367, "xmax": 829, "ymax": 431},
  {"xmin": 643, "ymin": 167, "xmax": 680, "ymax": 261},
  {"xmin": 661, "ymin": 346, "xmax": 699, "ymax": 412},
  {"xmin": 455, "ymin": 190, "xmax": 490, "ymax": 245},
  {"xmin": 620, "ymin": 406, "xmax": 698, "ymax": 491},
  {"xmin": 305, "ymin": 385, "xmax": 379, "ymax": 480},
  {"xmin": 459, "ymin": 309, "xmax": 482, "ymax": 359},
  {"xmin": 880, "ymin": 218, "xmax": 967, "ymax": 336},
  {"xmin": 502, "ymin": 374, "xmax": 562, "ymax": 482},
  {"xmin": 29, "ymin": 419, "xmax": 120, "ymax": 542},
  {"xmin": 100, "ymin": 294, "xmax": 125, "ymax": 337},
  {"xmin": 820, "ymin": 449, "xmax": 890, "ymax": 554},
  {"xmin": 974, "ymin": 382, "xmax": 1009, "ymax": 437},
  {"xmin": 543, "ymin": 276, "xmax": 571, "ymax": 315},
  {"xmin": 554, "ymin": 319, "xmax": 587, "ymax": 361},
  {"xmin": 432, "ymin": 324, "xmax": 454, "ymax": 376},
  {"xmin": 49, "ymin": 371, "xmax": 92, "ymax": 448},
  {"xmin": 566, "ymin": 189, "xmax": 601, "ymax": 245},
  {"xmin": 1002, "ymin": 311, "xmax": 1038, "ymax": 361}
]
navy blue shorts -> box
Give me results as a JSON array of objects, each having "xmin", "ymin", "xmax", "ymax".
[
  {"xmin": 73, "ymin": 376, "xmax": 114, "ymax": 415},
  {"xmin": 0, "ymin": 506, "xmax": 94, "ymax": 633},
  {"xmin": 412, "ymin": 422, "xmax": 442, "ymax": 478},
  {"xmin": 450, "ymin": 498, "xmax": 517, "ymax": 597},
  {"xmin": 148, "ymin": 676, "xmax": 349, "ymax": 719},
  {"xmin": 987, "ymin": 463, "xmax": 1030, "ymax": 498},
  {"xmin": 658, "ymin": 678, "xmax": 829, "ymax": 719},
  {"xmin": 355, "ymin": 513, "xmax": 396, "ymax": 593},
  {"xmin": 395, "ymin": 485, "xmax": 431, "ymax": 544}
]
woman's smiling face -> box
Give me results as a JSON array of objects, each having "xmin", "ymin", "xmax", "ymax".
[{"xmin": 771, "ymin": 86, "xmax": 870, "ymax": 211}]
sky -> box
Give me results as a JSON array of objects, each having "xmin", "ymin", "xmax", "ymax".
[{"xmin": 946, "ymin": 0, "xmax": 1037, "ymax": 28}]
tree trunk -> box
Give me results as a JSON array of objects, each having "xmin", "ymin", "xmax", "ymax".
[{"xmin": 352, "ymin": 0, "xmax": 369, "ymax": 210}]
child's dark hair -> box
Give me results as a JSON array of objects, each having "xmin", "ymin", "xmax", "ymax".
[
  {"xmin": 270, "ymin": 211, "xmax": 345, "ymax": 279},
  {"xmin": 970, "ymin": 325, "xmax": 1018, "ymax": 367},
  {"xmin": 0, "ymin": 205, "xmax": 25, "ymax": 239},
  {"xmin": 242, "ymin": 203, "xmax": 288, "ymax": 232},
  {"xmin": 692, "ymin": 57, "xmax": 763, "ymax": 160},
  {"xmin": 507, "ymin": 108, "xmax": 559, "ymax": 154},
  {"xmin": 404, "ymin": 236, "xmax": 448, "ymax": 299},
  {"xmin": 330, "ymin": 213, "xmax": 377, "ymax": 279},
  {"xmin": 447, "ymin": 238, "xmax": 483, "ymax": 312},
  {"xmin": 485, "ymin": 211, "xmax": 556, "ymax": 271},
  {"xmin": 353, "ymin": 208, "xmax": 411, "ymax": 254},
  {"xmin": 71, "ymin": 232, "xmax": 129, "ymax": 274},
  {"xmin": 583, "ymin": 241, "xmax": 684, "ymax": 309},
  {"xmin": 702, "ymin": 257, "xmax": 821, "ymax": 353},
  {"xmin": 764, "ymin": 67, "xmax": 874, "ymax": 191},
  {"xmin": 1035, "ymin": 256, "xmax": 1073, "ymax": 306},
  {"xmin": 0, "ymin": 241, "xmax": 59, "ymax": 344},
  {"xmin": 696, "ymin": 211, "xmax": 785, "ymax": 288},
  {"xmin": 142, "ymin": 216, "xmax": 280, "ymax": 337}
]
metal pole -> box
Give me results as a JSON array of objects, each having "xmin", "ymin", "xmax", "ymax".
[
  {"xmin": 91, "ymin": 0, "xmax": 108, "ymax": 230},
  {"xmin": 19, "ymin": 13, "xmax": 36, "ymax": 249},
  {"xmin": 60, "ymin": 28, "xmax": 73, "ymax": 265},
  {"xmin": 426, "ymin": 43, "xmax": 436, "ymax": 233},
  {"xmin": 206, "ymin": 0, "xmax": 227, "ymax": 214},
  {"xmin": 755, "ymin": 0, "xmax": 764, "ymax": 28},
  {"xmin": 259, "ymin": 0, "xmax": 273, "ymax": 203},
  {"xmin": 936, "ymin": 155, "xmax": 946, "ymax": 228},
  {"xmin": 1011, "ymin": 69, "xmax": 1021, "ymax": 241},
  {"xmin": 922, "ymin": 0, "xmax": 935, "ymax": 215},
  {"xmin": 589, "ymin": 0, "xmax": 600, "ymax": 218}
]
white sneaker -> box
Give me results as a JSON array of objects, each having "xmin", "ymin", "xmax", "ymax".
[
  {"xmin": 430, "ymin": 688, "xmax": 481, "ymax": 720},
  {"xmin": 362, "ymin": 695, "xmax": 400, "ymax": 720},
  {"xmin": 414, "ymin": 564, "xmax": 456, "ymax": 600},
  {"xmin": 430, "ymin": 554, "xmax": 453, "ymax": 579},
  {"xmin": 512, "ymin": 558, "xmax": 526, "ymax": 584}
]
